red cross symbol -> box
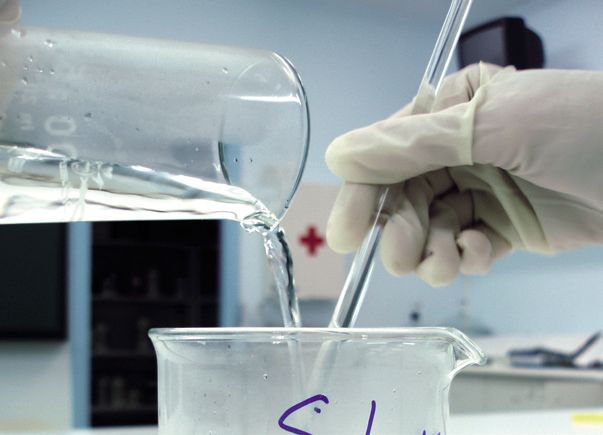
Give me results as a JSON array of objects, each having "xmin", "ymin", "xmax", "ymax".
[{"xmin": 299, "ymin": 225, "xmax": 325, "ymax": 256}]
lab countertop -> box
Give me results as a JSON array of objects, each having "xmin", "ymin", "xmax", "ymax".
[
  {"xmin": 4, "ymin": 408, "xmax": 602, "ymax": 435},
  {"xmin": 460, "ymin": 362, "xmax": 603, "ymax": 381},
  {"xmin": 449, "ymin": 408, "xmax": 603, "ymax": 434},
  {"xmin": 472, "ymin": 333, "xmax": 603, "ymax": 370}
]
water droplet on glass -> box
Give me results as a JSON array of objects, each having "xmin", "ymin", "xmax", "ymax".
[
  {"xmin": 263, "ymin": 374, "xmax": 268, "ymax": 380},
  {"xmin": 22, "ymin": 65, "xmax": 28, "ymax": 71},
  {"xmin": 45, "ymin": 39, "xmax": 56, "ymax": 47},
  {"xmin": 84, "ymin": 113, "xmax": 93, "ymax": 119},
  {"xmin": 28, "ymin": 56, "xmax": 34, "ymax": 62},
  {"xmin": 21, "ymin": 77, "xmax": 28, "ymax": 85},
  {"xmin": 222, "ymin": 67, "xmax": 229, "ymax": 74},
  {"xmin": 49, "ymin": 69, "xmax": 55, "ymax": 75}
]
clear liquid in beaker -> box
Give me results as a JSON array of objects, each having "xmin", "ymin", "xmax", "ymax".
[{"xmin": 0, "ymin": 143, "xmax": 301, "ymax": 327}]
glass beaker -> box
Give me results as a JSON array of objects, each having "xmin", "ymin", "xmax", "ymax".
[
  {"xmin": 149, "ymin": 327, "xmax": 486, "ymax": 434},
  {"xmin": 0, "ymin": 26, "xmax": 309, "ymax": 227}
]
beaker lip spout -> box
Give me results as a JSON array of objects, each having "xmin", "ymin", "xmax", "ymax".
[{"xmin": 442, "ymin": 327, "xmax": 488, "ymax": 377}]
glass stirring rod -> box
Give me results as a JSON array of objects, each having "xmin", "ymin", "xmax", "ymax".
[{"xmin": 329, "ymin": 0, "xmax": 474, "ymax": 328}]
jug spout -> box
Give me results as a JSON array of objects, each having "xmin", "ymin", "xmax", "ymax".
[{"xmin": 445, "ymin": 327, "xmax": 487, "ymax": 378}]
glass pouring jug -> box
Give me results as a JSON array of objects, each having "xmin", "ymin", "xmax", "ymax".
[
  {"xmin": 149, "ymin": 327, "xmax": 486, "ymax": 434},
  {"xmin": 0, "ymin": 26, "xmax": 309, "ymax": 227}
]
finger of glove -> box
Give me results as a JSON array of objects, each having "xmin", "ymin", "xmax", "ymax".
[
  {"xmin": 414, "ymin": 190, "xmax": 475, "ymax": 287},
  {"xmin": 379, "ymin": 178, "xmax": 429, "ymax": 276},
  {"xmin": 325, "ymin": 101, "xmax": 474, "ymax": 185},
  {"xmin": 326, "ymin": 182, "xmax": 381, "ymax": 254},
  {"xmin": 436, "ymin": 179, "xmax": 512, "ymax": 274},
  {"xmin": 430, "ymin": 187, "xmax": 512, "ymax": 276},
  {"xmin": 414, "ymin": 200, "xmax": 462, "ymax": 287},
  {"xmin": 458, "ymin": 225, "xmax": 511, "ymax": 275},
  {"xmin": 379, "ymin": 171, "xmax": 456, "ymax": 277}
]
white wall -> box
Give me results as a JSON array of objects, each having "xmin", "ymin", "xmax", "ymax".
[
  {"xmin": 0, "ymin": 342, "xmax": 72, "ymax": 431},
  {"xmin": 512, "ymin": 0, "xmax": 603, "ymax": 70}
]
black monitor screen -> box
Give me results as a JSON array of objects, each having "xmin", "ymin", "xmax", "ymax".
[
  {"xmin": 459, "ymin": 24, "xmax": 506, "ymax": 67},
  {"xmin": 0, "ymin": 223, "xmax": 67, "ymax": 339},
  {"xmin": 458, "ymin": 17, "xmax": 544, "ymax": 70}
]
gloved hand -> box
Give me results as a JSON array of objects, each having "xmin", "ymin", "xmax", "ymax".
[{"xmin": 326, "ymin": 62, "xmax": 603, "ymax": 287}]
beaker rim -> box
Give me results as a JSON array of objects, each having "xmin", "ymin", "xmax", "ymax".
[{"xmin": 149, "ymin": 326, "xmax": 486, "ymax": 366}]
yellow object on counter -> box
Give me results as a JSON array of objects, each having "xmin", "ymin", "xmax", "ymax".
[{"xmin": 571, "ymin": 413, "xmax": 603, "ymax": 424}]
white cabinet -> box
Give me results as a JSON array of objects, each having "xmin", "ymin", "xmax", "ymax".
[{"xmin": 450, "ymin": 365, "xmax": 603, "ymax": 413}]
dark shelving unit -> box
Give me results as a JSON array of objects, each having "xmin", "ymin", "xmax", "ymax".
[{"xmin": 89, "ymin": 220, "xmax": 220, "ymax": 427}]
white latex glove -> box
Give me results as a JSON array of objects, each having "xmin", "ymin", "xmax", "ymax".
[{"xmin": 326, "ymin": 62, "xmax": 603, "ymax": 287}]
